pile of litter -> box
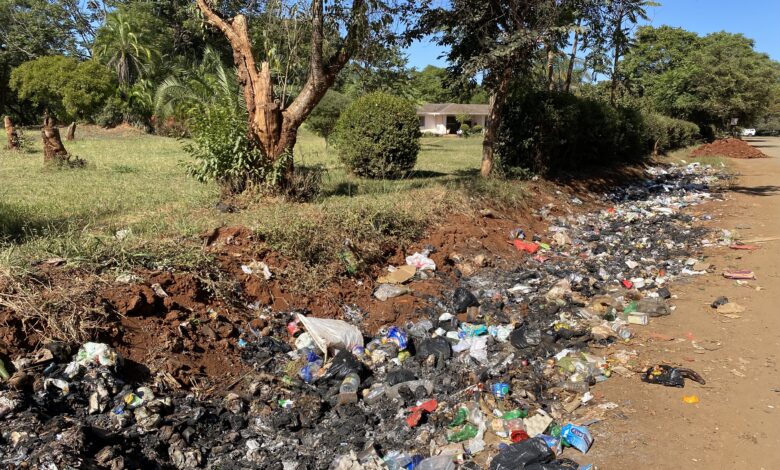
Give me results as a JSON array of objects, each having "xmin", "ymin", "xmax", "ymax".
[
  {"xmin": 690, "ymin": 138, "xmax": 767, "ymax": 159},
  {"xmin": 0, "ymin": 163, "xmax": 727, "ymax": 469}
]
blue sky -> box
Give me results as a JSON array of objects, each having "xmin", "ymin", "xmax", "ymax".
[{"xmin": 405, "ymin": 0, "xmax": 780, "ymax": 69}]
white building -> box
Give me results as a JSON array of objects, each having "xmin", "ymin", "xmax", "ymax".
[{"xmin": 417, "ymin": 103, "xmax": 490, "ymax": 135}]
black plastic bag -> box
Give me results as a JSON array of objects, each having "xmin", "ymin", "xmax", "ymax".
[
  {"xmin": 642, "ymin": 364, "xmax": 706, "ymax": 388},
  {"xmin": 489, "ymin": 438, "xmax": 554, "ymax": 470}
]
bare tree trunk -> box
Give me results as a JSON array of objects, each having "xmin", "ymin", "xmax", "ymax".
[
  {"xmin": 482, "ymin": 68, "xmax": 512, "ymax": 177},
  {"xmin": 66, "ymin": 122, "xmax": 76, "ymax": 141},
  {"xmin": 610, "ymin": 48, "xmax": 620, "ymax": 105},
  {"xmin": 545, "ymin": 45, "xmax": 556, "ymax": 91},
  {"xmin": 4, "ymin": 116, "xmax": 19, "ymax": 150},
  {"xmin": 41, "ymin": 116, "xmax": 69, "ymax": 164},
  {"xmin": 195, "ymin": 0, "xmax": 360, "ymax": 189},
  {"xmin": 564, "ymin": 20, "xmax": 582, "ymax": 93}
]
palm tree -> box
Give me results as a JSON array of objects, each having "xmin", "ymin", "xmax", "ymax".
[
  {"xmin": 93, "ymin": 12, "xmax": 155, "ymax": 86},
  {"xmin": 154, "ymin": 47, "xmax": 241, "ymax": 119}
]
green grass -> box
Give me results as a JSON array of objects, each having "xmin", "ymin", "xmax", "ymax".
[
  {"xmin": 0, "ymin": 126, "xmax": 505, "ymax": 283},
  {"xmin": 663, "ymin": 146, "xmax": 730, "ymax": 169}
]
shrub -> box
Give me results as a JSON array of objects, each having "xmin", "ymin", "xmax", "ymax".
[
  {"xmin": 184, "ymin": 103, "xmax": 269, "ymax": 193},
  {"xmin": 460, "ymin": 123, "xmax": 471, "ymax": 136},
  {"xmin": 472, "ymin": 124, "xmax": 484, "ymax": 134},
  {"xmin": 495, "ymin": 90, "xmax": 646, "ymax": 176},
  {"xmin": 332, "ymin": 92, "xmax": 421, "ymax": 179}
]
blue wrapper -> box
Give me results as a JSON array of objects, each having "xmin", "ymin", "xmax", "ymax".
[
  {"xmin": 561, "ymin": 423, "xmax": 593, "ymax": 454},
  {"xmin": 386, "ymin": 326, "xmax": 409, "ymax": 350}
]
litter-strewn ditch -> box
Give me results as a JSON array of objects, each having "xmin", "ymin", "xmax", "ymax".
[{"xmin": 0, "ymin": 162, "xmax": 731, "ymax": 469}]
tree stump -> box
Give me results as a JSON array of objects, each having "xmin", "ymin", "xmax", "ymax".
[
  {"xmin": 66, "ymin": 122, "xmax": 76, "ymax": 141},
  {"xmin": 41, "ymin": 116, "xmax": 69, "ymax": 164},
  {"xmin": 4, "ymin": 116, "xmax": 20, "ymax": 150}
]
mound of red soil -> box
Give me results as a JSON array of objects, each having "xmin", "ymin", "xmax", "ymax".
[{"xmin": 691, "ymin": 138, "xmax": 767, "ymax": 159}]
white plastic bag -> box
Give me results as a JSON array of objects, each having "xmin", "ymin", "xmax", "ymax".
[
  {"xmin": 406, "ymin": 251, "xmax": 436, "ymax": 271},
  {"xmin": 296, "ymin": 314, "xmax": 364, "ymax": 355},
  {"xmin": 75, "ymin": 342, "xmax": 120, "ymax": 367}
]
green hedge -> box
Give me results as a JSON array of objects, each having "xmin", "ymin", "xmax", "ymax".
[
  {"xmin": 495, "ymin": 91, "xmax": 644, "ymax": 176},
  {"xmin": 643, "ymin": 112, "xmax": 700, "ymax": 154},
  {"xmin": 495, "ymin": 90, "xmax": 700, "ymax": 176}
]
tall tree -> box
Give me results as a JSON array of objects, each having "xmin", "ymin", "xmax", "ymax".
[
  {"xmin": 422, "ymin": 0, "xmax": 569, "ymax": 176},
  {"xmin": 603, "ymin": 0, "xmax": 656, "ymax": 104},
  {"xmin": 194, "ymin": 0, "xmax": 421, "ymax": 188},
  {"xmin": 622, "ymin": 27, "xmax": 780, "ymax": 131},
  {"xmin": 564, "ymin": 0, "xmax": 606, "ymax": 93}
]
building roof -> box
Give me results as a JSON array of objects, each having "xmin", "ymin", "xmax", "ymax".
[{"xmin": 417, "ymin": 103, "xmax": 490, "ymax": 116}]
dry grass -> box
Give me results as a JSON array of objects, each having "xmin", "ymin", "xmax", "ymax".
[{"xmin": 0, "ymin": 272, "xmax": 113, "ymax": 344}]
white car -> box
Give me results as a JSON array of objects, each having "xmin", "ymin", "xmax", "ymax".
[{"xmin": 741, "ymin": 128, "xmax": 756, "ymax": 136}]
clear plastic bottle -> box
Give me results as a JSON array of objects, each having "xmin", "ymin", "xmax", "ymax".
[
  {"xmin": 337, "ymin": 373, "xmax": 360, "ymax": 405},
  {"xmin": 363, "ymin": 383, "xmax": 387, "ymax": 405},
  {"xmin": 416, "ymin": 455, "xmax": 456, "ymax": 470},
  {"xmin": 609, "ymin": 319, "xmax": 632, "ymax": 339}
]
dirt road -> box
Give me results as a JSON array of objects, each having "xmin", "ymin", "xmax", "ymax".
[{"xmin": 584, "ymin": 137, "xmax": 780, "ymax": 469}]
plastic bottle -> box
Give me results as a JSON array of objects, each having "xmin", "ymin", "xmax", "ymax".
[
  {"xmin": 363, "ymin": 383, "xmax": 386, "ymax": 405},
  {"xmin": 416, "ymin": 455, "xmax": 456, "ymax": 470},
  {"xmin": 502, "ymin": 409, "xmax": 528, "ymax": 420},
  {"xmin": 447, "ymin": 423, "xmax": 478, "ymax": 442},
  {"xmin": 609, "ymin": 320, "xmax": 632, "ymax": 340},
  {"xmin": 448, "ymin": 407, "xmax": 468, "ymax": 427},
  {"xmin": 337, "ymin": 373, "xmax": 360, "ymax": 405},
  {"xmin": 625, "ymin": 312, "xmax": 649, "ymax": 325},
  {"xmin": 0, "ymin": 359, "xmax": 9, "ymax": 381},
  {"xmin": 383, "ymin": 452, "xmax": 413, "ymax": 470}
]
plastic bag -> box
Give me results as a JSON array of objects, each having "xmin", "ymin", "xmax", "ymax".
[
  {"xmin": 642, "ymin": 364, "xmax": 706, "ymax": 388},
  {"xmin": 320, "ymin": 350, "xmax": 366, "ymax": 382},
  {"xmin": 488, "ymin": 438, "xmax": 554, "ymax": 470},
  {"xmin": 406, "ymin": 251, "xmax": 436, "ymax": 271},
  {"xmin": 452, "ymin": 336, "xmax": 488, "ymax": 363},
  {"xmin": 75, "ymin": 342, "xmax": 120, "ymax": 367},
  {"xmin": 297, "ymin": 314, "xmax": 364, "ymax": 355}
]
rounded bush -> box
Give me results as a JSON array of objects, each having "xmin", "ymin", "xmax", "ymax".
[{"xmin": 333, "ymin": 92, "xmax": 420, "ymax": 179}]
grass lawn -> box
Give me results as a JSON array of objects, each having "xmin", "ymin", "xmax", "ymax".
[{"xmin": 1, "ymin": 125, "xmax": 498, "ymax": 282}]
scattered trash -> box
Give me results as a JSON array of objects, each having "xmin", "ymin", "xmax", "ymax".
[
  {"xmin": 241, "ymin": 260, "xmax": 273, "ymax": 280},
  {"xmin": 378, "ymin": 265, "xmax": 417, "ymax": 284},
  {"xmin": 723, "ymin": 270, "xmax": 755, "ymax": 280},
  {"xmin": 642, "ymin": 365, "xmax": 706, "ymax": 388},
  {"xmin": 0, "ymin": 162, "xmax": 730, "ymax": 469},
  {"xmin": 561, "ymin": 423, "xmax": 594, "ymax": 454},
  {"xmin": 710, "ymin": 296, "xmax": 729, "ymax": 308},
  {"xmin": 296, "ymin": 314, "xmax": 364, "ymax": 354},
  {"xmin": 374, "ymin": 284, "xmax": 411, "ymax": 301},
  {"xmin": 406, "ymin": 251, "xmax": 436, "ymax": 271},
  {"xmin": 75, "ymin": 342, "xmax": 120, "ymax": 367},
  {"xmin": 683, "ymin": 395, "xmax": 700, "ymax": 404},
  {"xmin": 716, "ymin": 302, "xmax": 745, "ymax": 315}
]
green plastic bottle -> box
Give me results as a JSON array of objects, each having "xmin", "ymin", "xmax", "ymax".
[
  {"xmin": 447, "ymin": 423, "xmax": 478, "ymax": 443},
  {"xmin": 502, "ymin": 409, "xmax": 528, "ymax": 420},
  {"xmin": 0, "ymin": 359, "xmax": 9, "ymax": 381},
  {"xmin": 448, "ymin": 407, "xmax": 468, "ymax": 428}
]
